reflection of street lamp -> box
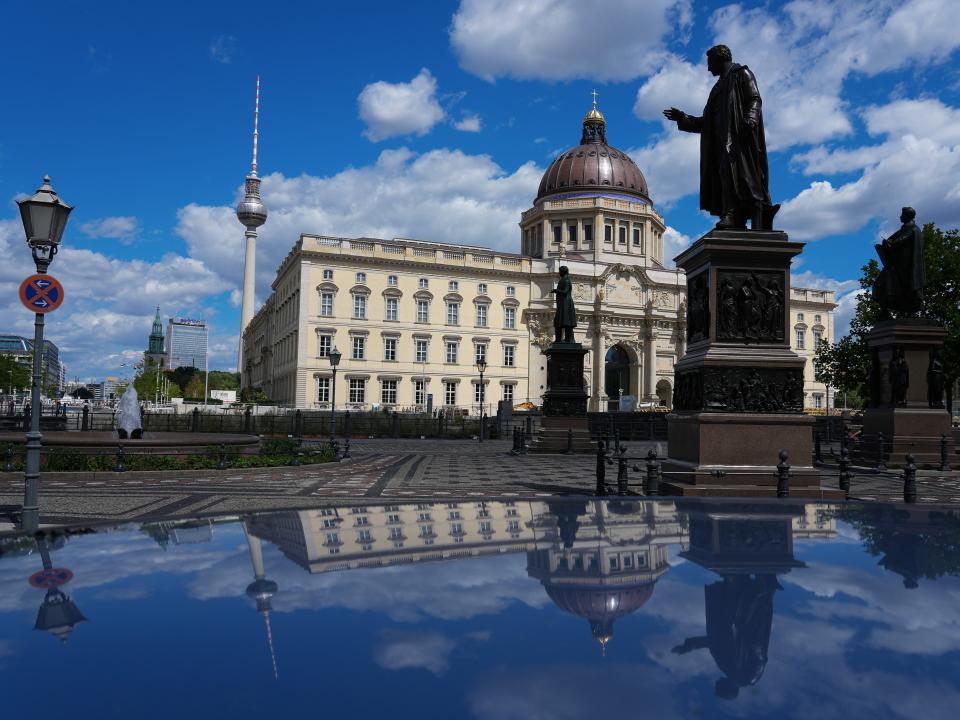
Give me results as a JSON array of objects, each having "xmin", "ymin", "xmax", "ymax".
[
  {"xmin": 328, "ymin": 346, "xmax": 341, "ymax": 454},
  {"xmin": 31, "ymin": 537, "xmax": 86, "ymax": 644},
  {"xmin": 476, "ymin": 357, "xmax": 487, "ymax": 442},
  {"xmin": 17, "ymin": 177, "xmax": 72, "ymax": 532}
]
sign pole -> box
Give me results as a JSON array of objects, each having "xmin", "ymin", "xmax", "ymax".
[{"xmin": 22, "ymin": 309, "xmax": 45, "ymax": 532}]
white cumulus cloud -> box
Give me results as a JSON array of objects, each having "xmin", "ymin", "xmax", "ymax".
[
  {"xmin": 78, "ymin": 216, "xmax": 140, "ymax": 244},
  {"xmin": 454, "ymin": 114, "xmax": 482, "ymax": 132},
  {"xmin": 358, "ymin": 68, "xmax": 446, "ymax": 142},
  {"xmin": 450, "ymin": 0, "xmax": 691, "ymax": 82}
]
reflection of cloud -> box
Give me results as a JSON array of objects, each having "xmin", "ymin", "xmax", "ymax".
[
  {"xmin": 373, "ymin": 630, "xmax": 456, "ymax": 675},
  {"xmin": 190, "ymin": 548, "xmax": 548, "ymax": 622},
  {"xmin": 93, "ymin": 585, "xmax": 150, "ymax": 601},
  {"xmin": 470, "ymin": 664, "xmax": 685, "ymax": 719}
]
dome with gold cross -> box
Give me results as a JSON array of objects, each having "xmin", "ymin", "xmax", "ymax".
[{"xmin": 536, "ymin": 91, "xmax": 649, "ymax": 204}]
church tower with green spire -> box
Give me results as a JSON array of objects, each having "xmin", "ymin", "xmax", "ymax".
[{"xmin": 145, "ymin": 306, "xmax": 165, "ymax": 368}]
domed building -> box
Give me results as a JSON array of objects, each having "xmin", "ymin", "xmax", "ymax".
[
  {"xmin": 241, "ymin": 97, "xmax": 836, "ymax": 412},
  {"xmin": 520, "ymin": 99, "xmax": 684, "ymax": 409}
]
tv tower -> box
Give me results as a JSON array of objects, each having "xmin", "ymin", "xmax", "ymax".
[{"xmin": 236, "ymin": 76, "xmax": 268, "ymax": 374}]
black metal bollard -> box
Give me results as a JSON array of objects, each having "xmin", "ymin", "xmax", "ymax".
[
  {"xmin": 876, "ymin": 431, "xmax": 887, "ymax": 472},
  {"xmin": 217, "ymin": 444, "xmax": 227, "ymax": 470},
  {"xmin": 116, "ymin": 444, "xmax": 126, "ymax": 473},
  {"xmin": 565, "ymin": 428, "xmax": 574, "ymax": 455},
  {"xmin": 595, "ymin": 440, "xmax": 607, "ymax": 496},
  {"xmin": 940, "ymin": 433, "xmax": 952, "ymax": 472},
  {"xmin": 614, "ymin": 429, "xmax": 621, "ymax": 454},
  {"xmin": 342, "ymin": 435, "xmax": 351, "ymax": 459},
  {"xmin": 903, "ymin": 453, "xmax": 917, "ymax": 503},
  {"xmin": 838, "ymin": 446, "xmax": 851, "ymax": 499},
  {"xmin": 645, "ymin": 449, "xmax": 660, "ymax": 496},
  {"xmin": 814, "ymin": 431, "xmax": 823, "ymax": 465},
  {"xmin": 616, "ymin": 446, "xmax": 629, "ymax": 495},
  {"xmin": 291, "ymin": 438, "xmax": 302, "ymax": 467},
  {"xmin": 3, "ymin": 444, "xmax": 13, "ymax": 472},
  {"xmin": 344, "ymin": 411, "xmax": 352, "ymax": 440},
  {"xmin": 243, "ymin": 406, "xmax": 252, "ymax": 433},
  {"xmin": 776, "ymin": 450, "xmax": 790, "ymax": 498},
  {"xmin": 81, "ymin": 404, "xmax": 90, "ymax": 431},
  {"xmin": 479, "ymin": 412, "xmax": 486, "ymax": 443},
  {"xmin": 191, "ymin": 407, "xmax": 200, "ymax": 433},
  {"xmin": 525, "ymin": 415, "xmax": 533, "ymax": 444}
]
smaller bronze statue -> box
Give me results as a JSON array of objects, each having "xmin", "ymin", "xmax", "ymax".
[
  {"xmin": 872, "ymin": 207, "xmax": 925, "ymax": 318},
  {"xmin": 889, "ymin": 348, "xmax": 909, "ymax": 406},
  {"xmin": 927, "ymin": 348, "xmax": 945, "ymax": 409},
  {"xmin": 550, "ymin": 266, "xmax": 577, "ymax": 343}
]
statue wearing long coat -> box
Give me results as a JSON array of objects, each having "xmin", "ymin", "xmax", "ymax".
[
  {"xmin": 678, "ymin": 64, "xmax": 772, "ymax": 219},
  {"xmin": 552, "ymin": 270, "xmax": 577, "ymax": 343}
]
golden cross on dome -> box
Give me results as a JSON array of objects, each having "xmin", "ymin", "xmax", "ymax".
[{"xmin": 591, "ymin": 89, "xmax": 599, "ymax": 108}]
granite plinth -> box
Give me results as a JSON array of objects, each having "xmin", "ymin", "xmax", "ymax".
[
  {"xmin": 665, "ymin": 228, "xmax": 830, "ymax": 497},
  {"xmin": 542, "ymin": 343, "xmax": 589, "ymax": 417},
  {"xmin": 529, "ymin": 416, "xmax": 595, "ymax": 453},
  {"xmin": 856, "ymin": 320, "xmax": 954, "ymax": 468}
]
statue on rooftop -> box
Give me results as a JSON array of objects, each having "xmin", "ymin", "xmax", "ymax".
[{"xmin": 663, "ymin": 45, "xmax": 779, "ymax": 231}]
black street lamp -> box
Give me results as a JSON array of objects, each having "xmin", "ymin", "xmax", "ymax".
[
  {"xmin": 476, "ymin": 357, "xmax": 487, "ymax": 442},
  {"xmin": 328, "ymin": 346, "xmax": 341, "ymax": 456},
  {"xmin": 17, "ymin": 177, "xmax": 72, "ymax": 531}
]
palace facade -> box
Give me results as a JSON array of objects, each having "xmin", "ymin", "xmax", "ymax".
[{"xmin": 241, "ymin": 101, "xmax": 835, "ymax": 412}]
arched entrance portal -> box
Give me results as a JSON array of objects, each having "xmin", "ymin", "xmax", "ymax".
[
  {"xmin": 605, "ymin": 346, "xmax": 631, "ymax": 411},
  {"xmin": 656, "ymin": 379, "xmax": 672, "ymax": 408}
]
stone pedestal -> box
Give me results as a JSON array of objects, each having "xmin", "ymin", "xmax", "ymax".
[
  {"xmin": 663, "ymin": 229, "xmax": 837, "ymax": 498},
  {"xmin": 854, "ymin": 319, "xmax": 953, "ymax": 468},
  {"xmin": 532, "ymin": 342, "xmax": 594, "ymax": 453}
]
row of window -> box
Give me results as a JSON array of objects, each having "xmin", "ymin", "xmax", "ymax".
[
  {"xmin": 550, "ymin": 221, "xmax": 646, "ymax": 247},
  {"xmin": 324, "ymin": 269, "xmax": 516, "ymax": 297},
  {"xmin": 320, "ymin": 334, "xmax": 516, "ymax": 366},
  {"xmin": 795, "ymin": 327, "xmax": 824, "ymax": 350},
  {"xmin": 320, "ymin": 294, "xmax": 516, "ymax": 328},
  {"xmin": 317, "ymin": 377, "xmax": 515, "ymax": 406},
  {"xmin": 795, "ymin": 313, "xmax": 823, "ymax": 324},
  {"xmin": 323, "ymin": 518, "xmax": 523, "ymax": 548}
]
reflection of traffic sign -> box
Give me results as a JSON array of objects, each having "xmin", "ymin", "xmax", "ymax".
[
  {"xmin": 19, "ymin": 274, "xmax": 64, "ymax": 313},
  {"xmin": 29, "ymin": 567, "xmax": 74, "ymax": 588}
]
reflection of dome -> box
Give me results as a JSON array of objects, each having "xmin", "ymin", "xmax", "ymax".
[
  {"xmin": 536, "ymin": 97, "xmax": 650, "ymax": 204},
  {"xmin": 544, "ymin": 582, "xmax": 656, "ymax": 653}
]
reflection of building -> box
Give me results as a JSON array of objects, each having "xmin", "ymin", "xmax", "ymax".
[
  {"xmin": 242, "ymin": 99, "xmax": 835, "ymax": 410},
  {"xmin": 791, "ymin": 504, "xmax": 838, "ymax": 540},
  {"xmin": 166, "ymin": 317, "xmax": 209, "ymax": 370},
  {"xmin": 526, "ymin": 499, "xmax": 686, "ymax": 652}
]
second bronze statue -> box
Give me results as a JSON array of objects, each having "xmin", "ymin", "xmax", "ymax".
[{"xmin": 551, "ymin": 266, "xmax": 577, "ymax": 344}]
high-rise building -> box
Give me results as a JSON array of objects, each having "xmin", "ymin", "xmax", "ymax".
[{"xmin": 166, "ymin": 318, "xmax": 209, "ymax": 370}]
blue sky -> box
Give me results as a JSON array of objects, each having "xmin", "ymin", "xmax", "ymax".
[{"xmin": 1, "ymin": 0, "xmax": 958, "ymax": 380}]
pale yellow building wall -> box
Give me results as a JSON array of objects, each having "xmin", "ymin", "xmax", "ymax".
[{"xmin": 789, "ymin": 288, "xmax": 837, "ymax": 410}]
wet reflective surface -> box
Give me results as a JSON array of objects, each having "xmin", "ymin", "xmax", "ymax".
[{"xmin": 2, "ymin": 499, "xmax": 960, "ymax": 718}]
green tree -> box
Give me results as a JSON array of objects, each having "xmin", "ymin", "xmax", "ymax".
[
  {"xmin": 133, "ymin": 357, "xmax": 165, "ymax": 401},
  {"xmin": 168, "ymin": 366, "xmax": 200, "ymax": 392},
  {"xmin": 208, "ymin": 371, "xmax": 240, "ymax": 391},
  {"xmin": 184, "ymin": 373, "xmax": 204, "ymax": 399},
  {"xmin": 239, "ymin": 386, "xmax": 270, "ymax": 403},
  {"xmin": 815, "ymin": 223, "xmax": 959, "ymax": 410},
  {"xmin": 0, "ymin": 356, "xmax": 30, "ymax": 393}
]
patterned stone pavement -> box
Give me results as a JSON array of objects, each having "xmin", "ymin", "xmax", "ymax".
[{"xmin": 0, "ymin": 437, "xmax": 958, "ymax": 529}]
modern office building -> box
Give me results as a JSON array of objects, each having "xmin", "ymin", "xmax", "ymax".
[
  {"xmin": 241, "ymin": 100, "xmax": 836, "ymax": 411},
  {"xmin": 0, "ymin": 334, "xmax": 63, "ymax": 393},
  {"xmin": 166, "ymin": 318, "xmax": 209, "ymax": 370}
]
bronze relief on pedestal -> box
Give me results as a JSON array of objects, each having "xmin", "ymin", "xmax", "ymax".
[{"xmin": 715, "ymin": 270, "xmax": 785, "ymax": 343}]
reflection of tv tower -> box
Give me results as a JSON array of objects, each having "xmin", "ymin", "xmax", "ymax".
[
  {"xmin": 30, "ymin": 537, "xmax": 86, "ymax": 644},
  {"xmin": 244, "ymin": 521, "xmax": 279, "ymax": 679}
]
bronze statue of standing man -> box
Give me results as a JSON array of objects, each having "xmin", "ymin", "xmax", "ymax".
[
  {"xmin": 551, "ymin": 266, "xmax": 577, "ymax": 343},
  {"xmin": 663, "ymin": 45, "xmax": 778, "ymax": 231}
]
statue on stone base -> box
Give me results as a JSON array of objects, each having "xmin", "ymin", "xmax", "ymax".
[
  {"xmin": 663, "ymin": 45, "xmax": 779, "ymax": 231},
  {"xmin": 550, "ymin": 266, "xmax": 577, "ymax": 343},
  {"xmin": 872, "ymin": 207, "xmax": 925, "ymax": 318}
]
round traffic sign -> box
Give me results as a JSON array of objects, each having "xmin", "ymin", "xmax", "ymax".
[
  {"xmin": 29, "ymin": 567, "xmax": 74, "ymax": 589},
  {"xmin": 19, "ymin": 274, "xmax": 64, "ymax": 313}
]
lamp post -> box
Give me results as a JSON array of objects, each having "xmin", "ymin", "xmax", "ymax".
[
  {"xmin": 17, "ymin": 176, "xmax": 72, "ymax": 532},
  {"xmin": 476, "ymin": 357, "xmax": 487, "ymax": 442},
  {"xmin": 328, "ymin": 346, "xmax": 341, "ymax": 454}
]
